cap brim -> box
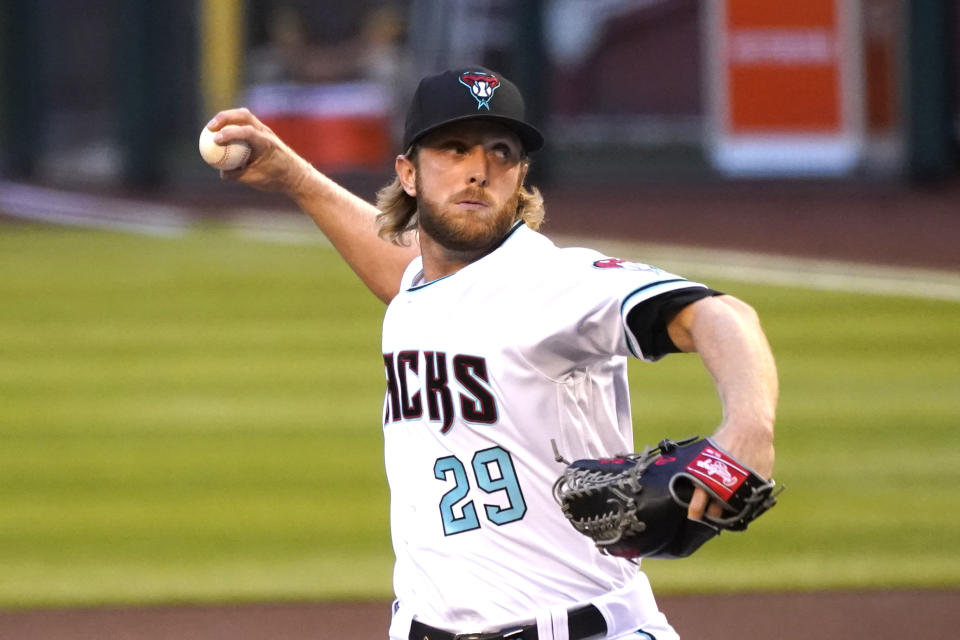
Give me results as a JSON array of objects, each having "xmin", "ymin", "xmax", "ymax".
[{"xmin": 406, "ymin": 114, "xmax": 544, "ymax": 153}]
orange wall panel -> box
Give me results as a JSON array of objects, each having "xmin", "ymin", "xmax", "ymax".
[
  {"xmin": 724, "ymin": 0, "xmax": 843, "ymax": 134},
  {"xmin": 730, "ymin": 67, "xmax": 840, "ymax": 131}
]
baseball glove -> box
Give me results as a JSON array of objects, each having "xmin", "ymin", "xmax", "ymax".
[{"xmin": 552, "ymin": 437, "xmax": 780, "ymax": 559}]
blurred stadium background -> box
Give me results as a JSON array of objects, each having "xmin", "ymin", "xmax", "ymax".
[
  {"xmin": 1, "ymin": 1, "xmax": 959, "ymax": 639},
  {"xmin": 1, "ymin": 0, "xmax": 957, "ymax": 189}
]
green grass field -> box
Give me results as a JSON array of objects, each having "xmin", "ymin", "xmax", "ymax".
[{"xmin": 1, "ymin": 223, "xmax": 958, "ymax": 608}]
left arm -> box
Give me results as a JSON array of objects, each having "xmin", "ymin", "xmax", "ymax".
[{"xmin": 666, "ymin": 294, "xmax": 778, "ymax": 519}]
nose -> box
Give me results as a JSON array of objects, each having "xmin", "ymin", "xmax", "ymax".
[{"xmin": 464, "ymin": 146, "xmax": 489, "ymax": 186}]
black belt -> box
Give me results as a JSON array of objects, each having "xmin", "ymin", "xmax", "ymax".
[{"xmin": 408, "ymin": 604, "xmax": 607, "ymax": 640}]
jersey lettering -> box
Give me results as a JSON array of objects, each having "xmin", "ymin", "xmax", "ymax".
[
  {"xmin": 382, "ymin": 350, "xmax": 498, "ymax": 431},
  {"xmin": 424, "ymin": 351, "xmax": 455, "ymax": 433},
  {"xmin": 397, "ymin": 350, "xmax": 423, "ymax": 419},
  {"xmin": 453, "ymin": 355, "xmax": 498, "ymax": 424},
  {"xmin": 382, "ymin": 353, "xmax": 401, "ymax": 423}
]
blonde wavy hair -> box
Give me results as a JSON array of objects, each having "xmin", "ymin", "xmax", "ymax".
[{"xmin": 375, "ymin": 151, "xmax": 546, "ymax": 245}]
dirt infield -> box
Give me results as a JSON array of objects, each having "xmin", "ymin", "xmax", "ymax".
[{"xmin": 3, "ymin": 590, "xmax": 958, "ymax": 639}]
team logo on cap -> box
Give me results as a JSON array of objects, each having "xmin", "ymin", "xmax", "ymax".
[{"xmin": 459, "ymin": 71, "xmax": 500, "ymax": 110}]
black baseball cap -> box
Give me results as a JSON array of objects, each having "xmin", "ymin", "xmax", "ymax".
[{"xmin": 402, "ymin": 67, "xmax": 544, "ymax": 153}]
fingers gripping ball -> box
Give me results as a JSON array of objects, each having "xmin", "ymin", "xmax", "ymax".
[
  {"xmin": 553, "ymin": 437, "xmax": 781, "ymax": 559},
  {"xmin": 198, "ymin": 126, "xmax": 251, "ymax": 171}
]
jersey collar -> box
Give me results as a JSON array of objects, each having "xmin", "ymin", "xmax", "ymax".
[{"xmin": 407, "ymin": 220, "xmax": 527, "ymax": 291}]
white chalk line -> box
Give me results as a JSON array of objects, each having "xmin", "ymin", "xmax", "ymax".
[
  {"xmin": 2, "ymin": 181, "xmax": 958, "ymax": 302},
  {"xmin": 0, "ymin": 182, "xmax": 191, "ymax": 236}
]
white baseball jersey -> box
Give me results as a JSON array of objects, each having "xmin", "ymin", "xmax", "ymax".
[{"xmin": 382, "ymin": 222, "xmax": 709, "ymax": 638}]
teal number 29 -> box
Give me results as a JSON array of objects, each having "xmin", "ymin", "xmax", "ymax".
[{"xmin": 433, "ymin": 446, "xmax": 527, "ymax": 536}]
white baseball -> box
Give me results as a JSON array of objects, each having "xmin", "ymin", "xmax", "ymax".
[{"xmin": 198, "ymin": 126, "xmax": 251, "ymax": 171}]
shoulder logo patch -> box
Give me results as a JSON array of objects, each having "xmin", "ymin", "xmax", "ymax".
[{"xmin": 592, "ymin": 257, "xmax": 662, "ymax": 274}]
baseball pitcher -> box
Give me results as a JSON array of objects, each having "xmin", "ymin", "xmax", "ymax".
[{"xmin": 206, "ymin": 67, "xmax": 778, "ymax": 640}]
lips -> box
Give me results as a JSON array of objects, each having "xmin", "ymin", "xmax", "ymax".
[
  {"xmin": 452, "ymin": 189, "xmax": 490, "ymax": 209},
  {"xmin": 457, "ymin": 199, "xmax": 489, "ymax": 207}
]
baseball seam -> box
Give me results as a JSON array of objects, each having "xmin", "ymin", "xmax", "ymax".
[{"xmin": 217, "ymin": 143, "xmax": 251, "ymax": 169}]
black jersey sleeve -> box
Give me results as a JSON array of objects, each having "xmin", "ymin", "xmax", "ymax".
[{"xmin": 625, "ymin": 287, "xmax": 723, "ymax": 360}]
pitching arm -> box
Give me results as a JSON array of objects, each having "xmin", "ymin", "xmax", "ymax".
[
  {"xmin": 207, "ymin": 109, "xmax": 419, "ymax": 305},
  {"xmin": 665, "ymin": 295, "xmax": 778, "ymax": 520}
]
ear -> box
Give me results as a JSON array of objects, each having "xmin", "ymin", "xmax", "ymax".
[
  {"xmin": 395, "ymin": 154, "xmax": 417, "ymax": 197},
  {"xmin": 518, "ymin": 161, "xmax": 530, "ymax": 186}
]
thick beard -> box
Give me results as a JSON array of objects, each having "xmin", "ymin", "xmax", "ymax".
[{"xmin": 416, "ymin": 180, "xmax": 522, "ymax": 255}]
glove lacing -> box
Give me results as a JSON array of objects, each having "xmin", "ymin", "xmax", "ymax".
[{"xmin": 551, "ymin": 445, "xmax": 660, "ymax": 548}]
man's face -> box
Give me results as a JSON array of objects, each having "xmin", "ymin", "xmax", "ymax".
[{"xmin": 402, "ymin": 120, "xmax": 527, "ymax": 254}]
